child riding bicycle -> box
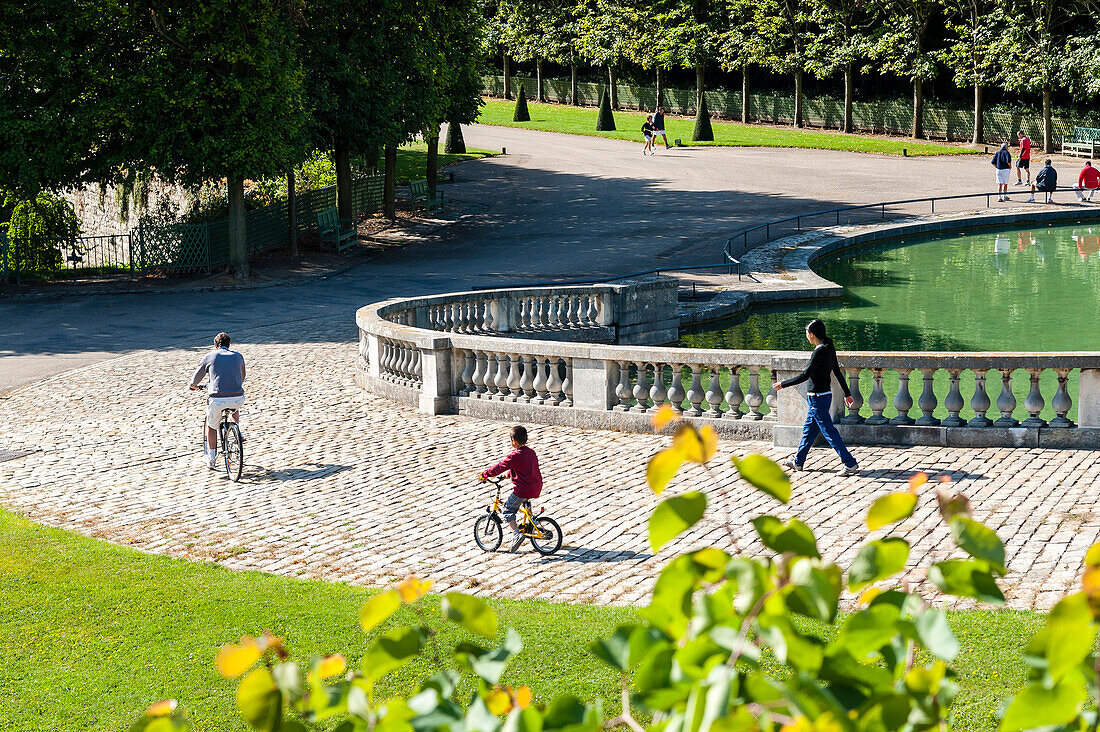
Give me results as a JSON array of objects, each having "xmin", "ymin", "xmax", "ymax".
[{"xmin": 479, "ymin": 425, "xmax": 542, "ymax": 552}]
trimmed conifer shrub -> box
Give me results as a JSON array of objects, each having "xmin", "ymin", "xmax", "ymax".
[
  {"xmin": 595, "ymin": 90, "xmax": 616, "ymax": 131},
  {"xmin": 513, "ymin": 85, "xmax": 530, "ymax": 122},
  {"xmin": 443, "ymin": 120, "xmax": 466, "ymax": 154},
  {"xmin": 692, "ymin": 94, "xmax": 714, "ymax": 141}
]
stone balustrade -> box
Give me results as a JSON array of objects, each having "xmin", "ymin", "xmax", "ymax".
[{"xmin": 357, "ymin": 283, "xmax": 1100, "ymax": 448}]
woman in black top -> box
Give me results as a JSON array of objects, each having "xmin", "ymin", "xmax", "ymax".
[{"xmin": 772, "ymin": 320, "xmax": 859, "ymax": 475}]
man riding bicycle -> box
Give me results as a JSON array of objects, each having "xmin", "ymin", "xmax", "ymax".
[{"xmin": 189, "ymin": 332, "xmax": 246, "ymax": 470}]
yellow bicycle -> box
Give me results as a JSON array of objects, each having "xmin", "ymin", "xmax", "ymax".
[{"xmin": 474, "ymin": 476, "xmax": 563, "ymax": 554}]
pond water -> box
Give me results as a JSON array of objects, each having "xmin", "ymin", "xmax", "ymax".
[{"xmin": 681, "ymin": 223, "xmax": 1100, "ymax": 353}]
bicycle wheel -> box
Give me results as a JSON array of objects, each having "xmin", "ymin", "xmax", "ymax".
[
  {"xmin": 222, "ymin": 422, "xmax": 244, "ymax": 482},
  {"xmin": 474, "ymin": 514, "xmax": 503, "ymax": 552},
  {"xmin": 529, "ymin": 517, "xmax": 562, "ymax": 555}
]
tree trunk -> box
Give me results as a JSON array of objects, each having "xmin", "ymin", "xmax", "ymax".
[
  {"xmin": 742, "ymin": 66, "xmax": 750, "ymax": 124},
  {"xmin": 227, "ymin": 174, "xmax": 248, "ymax": 280},
  {"xmin": 695, "ymin": 63, "xmax": 705, "ymax": 114},
  {"xmin": 912, "ymin": 78, "xmax": 924, "ymax": 139},
  {"xmin": 536, "ymin": 58, "xmax": 544, "ymax": 102},
  {"xmin": 571, "ymin": 64, "xmax": 579, "ymax": 105},
  {"xmin": 1043, "ymin": 85, "xmax": 1053, "ymax": 152},
  {"xmin": 794, "ymin": 69, "xmax": 803, "ymax": 128},
  {"xmin": 608, "ymin": 66, "xmax": 619, "ymax": 110},
  {"xmin": 655, "ymin": 66, "xmax": 663, "ymax": 109},
  {"xmin": 383, "ymin": 144, "xmax": 397, "ymax": 221},
  {"xmin": 287, "ymin": 169, "xmax": 297, "ymax": 257},
  {"xmin": 426, "ymin": 126, "xmax": 440, "ymax": 198},
  {"xmin": 843, "ymin": 64, "xmax": 854, "ymax": 133},
  {"xmin": 972, "ymin": 83, "xmax": 983, "ymax": 145},
  {"xmin": 504, "ymin": 53, "xmax": 512, "ymax": 99},
  {"xmin": 335, "ymin": 143, "xmax": 353, "ymax": 222}
]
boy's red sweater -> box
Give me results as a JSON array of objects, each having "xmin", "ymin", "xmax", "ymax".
[{"xmin": 481, "ymin": 446, "xmax": 543, "ymax": 498}]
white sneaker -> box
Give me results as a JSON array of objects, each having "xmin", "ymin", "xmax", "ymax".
[
  {"xmin": 839, "ymin": 464, "xmax": 859, "ymax": 477},
  {"xmin": 1014, "ymin": 180, "xmax": 1025, "ymax": 186},
  {"xmin": 509, "ymin": 530, "xmax": 525, "ymax": 552},
  {"xmin": 781, "ymin": 457, "xmax": 804, "ymax": 472},
  {"xmin": 1027, "ymin": 196, "xmax": 1035, "ymax": 203}
]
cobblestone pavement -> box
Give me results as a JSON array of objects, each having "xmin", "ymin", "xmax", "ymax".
[{"xmin": 3, "ymin": 315, "xmax": 1098, "ymax": 609}]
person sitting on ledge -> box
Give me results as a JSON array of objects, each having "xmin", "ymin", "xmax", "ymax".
[
  {"xmin": 1028, "ymin": 159, "xmax": 1057, "ymax": 204},
  {"xmin": 1077, "ymin": 161, "xmax": 1100, "ymax": 201}
]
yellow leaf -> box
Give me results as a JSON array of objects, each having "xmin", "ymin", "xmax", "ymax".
[
  {"xmin": 697, "ymin": 425, "xmax": 718, "ymax": 462},
  {"xmin": 672, "ymin": 425, "xmax": 704, "ymax": 462},
  {"xmin": 316, "ymin": 654, "xmax": 347, "ymax": 679},
  {"xmin": 1086, "ymin": 542, "xmax": 1100, "ymax": 568},
  {"xmin": 359, "ymin": 590, "xmax": 401, "ymax": 633},
  {"xmin": 514, "ymin": 685, "xmax": 533, "ymax": 709},
  {"xmin": 646, "ymin": 447, "xmax": 684, "ymax": 494},
  {"xmin": 908, "ymin": 472, "xmax": 928, "ymax": 493},
  {"xmin": 145, "ymin": 699, "xmax": 178, "ymax": 717},
  {"xmin": 216, "ymin": 638, "xmax": 263, "ymax": 679},
  {"xmin": 485, "ymin": 688, "xmax": 513, "ymax": 715},
  {"xmin": 858, "ymin": 587, "xmax": 882, "ymax": 605},
  {"xmin": 397, "ymin": 577, "xmax": 432, "ymax": 603},
  {"xmin": 651, "ymin": 403, "xmax": 679, "ymax": 430}
]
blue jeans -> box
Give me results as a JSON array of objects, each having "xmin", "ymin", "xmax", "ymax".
[{"xmin": 795, "ymin": 393, "xmax": 856, "ymax": 468}]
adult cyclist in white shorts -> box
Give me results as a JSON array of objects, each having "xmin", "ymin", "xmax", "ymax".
[{"xmin": 189, "ymin": 332, "xmax": 246, "ymax": 469}]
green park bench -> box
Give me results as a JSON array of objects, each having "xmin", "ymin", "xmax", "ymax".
[
  {"xmin": 315, "ymin": 207, "xmax": 357, "ymax": 252},
  {"xmin": 1062, "ymin": 127, "xmax": 1100, "ymax": 158},
  {"xmin": 410, "ymin": 178, "xmax": 444, "ymax": 214}
]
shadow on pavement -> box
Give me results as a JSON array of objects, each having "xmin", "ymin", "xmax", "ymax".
[
  {"xmin": 538, "ymin": 545, "xmax": 653, "ymax": 563},
  {"xmin": 248, "ymin": 463, "xmax": 355, "ymax": 482}
]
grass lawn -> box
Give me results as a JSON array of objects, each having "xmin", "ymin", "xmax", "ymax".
[
  {"xmin": 0, "ymin": 508, "xmax": 1039, "ymax": 731},
  {"xmin": 476, "ymin": 98, "xmax": 977, "ymax": 157},
  {"xmin": 394, "ymin": 141, "xmax": 496, "ymax": 186}
]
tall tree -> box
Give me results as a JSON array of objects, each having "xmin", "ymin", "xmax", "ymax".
[
  {"xmin": 716, "ymin": 0, "xmax": 766, "ymax": 124},
  {"xmin": 575, "ymin": 0, "xmax": 631, "ymax": 109},
  {"xmin": 939, "ymin": 0, "xmax": 1001, "ymax": 144},
  {"xmin": 871, "ymin": 0, "xmax": 940, "ymax": 139},
  {"xmin": 648, "ymin": 0, "xmax": 726, "ymax": 114},
  {"xmin": 499, "ymin": 0, "xmax": 550, "ymax": 101},
  {"xmin": 994, "ymin": 0, "xmax": 1085, "ymax": 152},
  {"xmin": 754, "ymin": 0, "xmax": 812, "ymax": 127},
  {"xmin": 807, "ymin": 0, "xmax": 876, "ymax": 133}
]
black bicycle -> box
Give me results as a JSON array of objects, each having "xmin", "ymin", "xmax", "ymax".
[
  {"xmin": 192, "ymin": 387, "xmax": 244, "ymax": 482},
  {"xmin": 474, "ymin": 475, "xmax": 562, "ymax": 554}
]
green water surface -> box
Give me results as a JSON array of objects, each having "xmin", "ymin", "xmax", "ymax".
[{"xmin": 680, "ymin": 223, "xmax": 1100, "ymax": 420}]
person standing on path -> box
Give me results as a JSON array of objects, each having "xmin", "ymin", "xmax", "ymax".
[
  {"xmin": 993, "ymin": 142, "xmax": 1012, "ymax": 201},
  {"xmin": 773, "ymin": 320, "xmax": 859, "ymax": 476},
  {"xmin": 641, "ymin": 115, "xmax": 656, "ymax": 155},
  {"xmin": 1015, "ymin": 130, "xmax": 1032, "ymax": 185},
  {"xmin": 652, "ymin": 107, "xmax": 671, "ymax": 150}
]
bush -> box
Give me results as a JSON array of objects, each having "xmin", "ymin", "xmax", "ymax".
[
  {"xmin": 693, "ymin": 94, "xmax": 714, "ymax": 142},
  {"xmin": 596, "ymin": 90, "xmax": 615, "ymax": 131},
  {"xmin": 513, "ymin": 85, "xmax": 530, "ymax": 122},
  {"xmin": 1, "ymin": 188, "xmax": 81, "ymax": 275},
  {"xmin": 444, "ymin": 120, "xmax": 467, "ymax": 154},
  {"xmin": 129, "ymin": 405, "xmax": 1084, "ymax": 731}
]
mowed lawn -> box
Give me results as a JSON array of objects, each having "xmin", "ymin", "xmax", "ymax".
[
  {"xmin": 476, "ymin": 98, "xmax": 977, "ymax": 156},
  {"xmin": 394, "ymin": 141, "xmax": 496, "ymax": 185},
  {"xmin": 0, "ymin": 508, "xmax": 1039, "ymax": 731}
]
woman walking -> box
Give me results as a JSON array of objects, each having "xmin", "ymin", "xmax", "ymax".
[{"xmin": 772, "ymin": 319, "xmax": 859, "ymax": 476}]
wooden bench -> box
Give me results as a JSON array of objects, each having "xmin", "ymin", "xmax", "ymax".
[
  {"xmin": 315, "ymin": 207, "xmax": 357, "ymax": 252},
  {"xmin": 410, "ymin": 178, "xmax": 444, "ymax": 213},
  {"xmin": 1062, "ymin": 127, "xmax": 1100, "ymax": 158}
]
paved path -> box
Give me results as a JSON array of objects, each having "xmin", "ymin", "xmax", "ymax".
[
  {"xmin": 1, "ymin": 314, "xmax": 1096, "ymax": 609},
  {"xmin": 1, "ymin": 125, "xmax": 998, "ymax": 394}
]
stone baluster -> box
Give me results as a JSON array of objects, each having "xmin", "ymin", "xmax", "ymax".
[
  {"xmin": 546, "ymin": 357, "xmax": 563, "ymax": 405},
  {"xmin": 632, "ymin": 361, "xmax": 650, "ymax": 413},
  {"xmin": 968, "ymin": 369, "xmax": 994, "ymax": 427},
  {"xmin": 915, "ymin": 368, "xmax": 940, "ymax": 426},
  {"xmin": 993, "ymin": 368, "xmax": 1019, "ymax": 427},
  {"xmin": 704, "ymin": 366, "xmax": 723, "ymax": 417},
  {"xmin": 560, "ymin": 359, "xmax": 574, "ymax": 407},
  {"xmin": 684, "ymin": 364, "xmax": 705, "ymax": 416},
  {"xmin": 440, "ymin": 305, "xmax": 453, "ymax": 332},
  {"xmin": 865, "ymin": 369, "xmax": 889, "ymax": 425},
  {"xmin": 480, "ymin": 300, "xmax": 493, "ymax": 332},
  {"xmin": 1050, "ymin": 369, "xmax": 1075, "ymax": 427},
  {"xmin": 666, "ymin": 364, "xmax": 687, "ymax": 413},
  {"xmin": 1021, "ymin": 369, "xmax": 1047, "ymax": 427},
  {"xmin": 459, "ymin": 302, "xmax": 472, "ymax": 333},
  {"xmin": 379, "ymin": 339, "xmax": 391, "ymax": 379},
  {"xmin": 745, "ymin": 367, "xmax": 765, "ymax": 420},
  {"xmin": 889, "ymin": 369, "xmax": 915, "ymax": 425},
  {"xmin": 459, "ymin": 350, "xmax": 475, "ymax": 395},
  {"xmin": 723, "ymin": 366, "xmax": 744, "ymax": 419},
  {"xmin": 484, "ymin": 353, "xmax": 501, "ymax": 399},
  {"xmin": 470, "ymin": 351, "xmax": 486, "ymax": 398},
  {"xmin": 614, "ymin": 361, "xmax": 633, "ymax": 411},
  {"xmin": 585, "ymin": 295, "xmax": 599, "ymax": 325},
  {"xmin": 531, "ymin": 356, "xmax": 549, "ymax": 404},
  {"xmin": 497, "ymin": 353, "xmax": 514, "ymax": 400},
  {"xmin": 505, "ymin": 354, "xmax": 522, "ymax": 401},
  {"xmin": 837, "ymin": 368, "xmax": 863, "ymax": 424},
  {"xmin": 517, "ymin": 355, "xmax": 536, "ymax": 402},
  {"xmin": 942, "ymin": 369, "xmax": 966, "ymax": 427},
  {"xmin": 650, "ymin": 363, "xmax": 668, "ymax": 409},
  {"xmin": 764, "ymin": 380, "xmax": 778, "ymax": 420},
  {"xmin": 571, "ymin": 295, "xmax": 583, "ymax": 326},
  {"xmin": 411, "ymin": 348, "xmax": 422, "ymax": 385},
  {"xmin": 391, "ymin": 342, "xmax": 404, "ymax": 383},
  {"xmin": 531, "ymin": 296, "xmax": 545, "ymax": 328}
]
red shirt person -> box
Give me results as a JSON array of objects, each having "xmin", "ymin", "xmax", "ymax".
[
  {"xmin": 479, "ymin": 426, "xmax": 543, "ymax": 551},
  {"xmin": 1078, "ymin": 162, "xmax": 1100, "ymax": 200},
  {"xmin": 1016, "ymin": 131, "xmax": 1032, "ymax": 184}
]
